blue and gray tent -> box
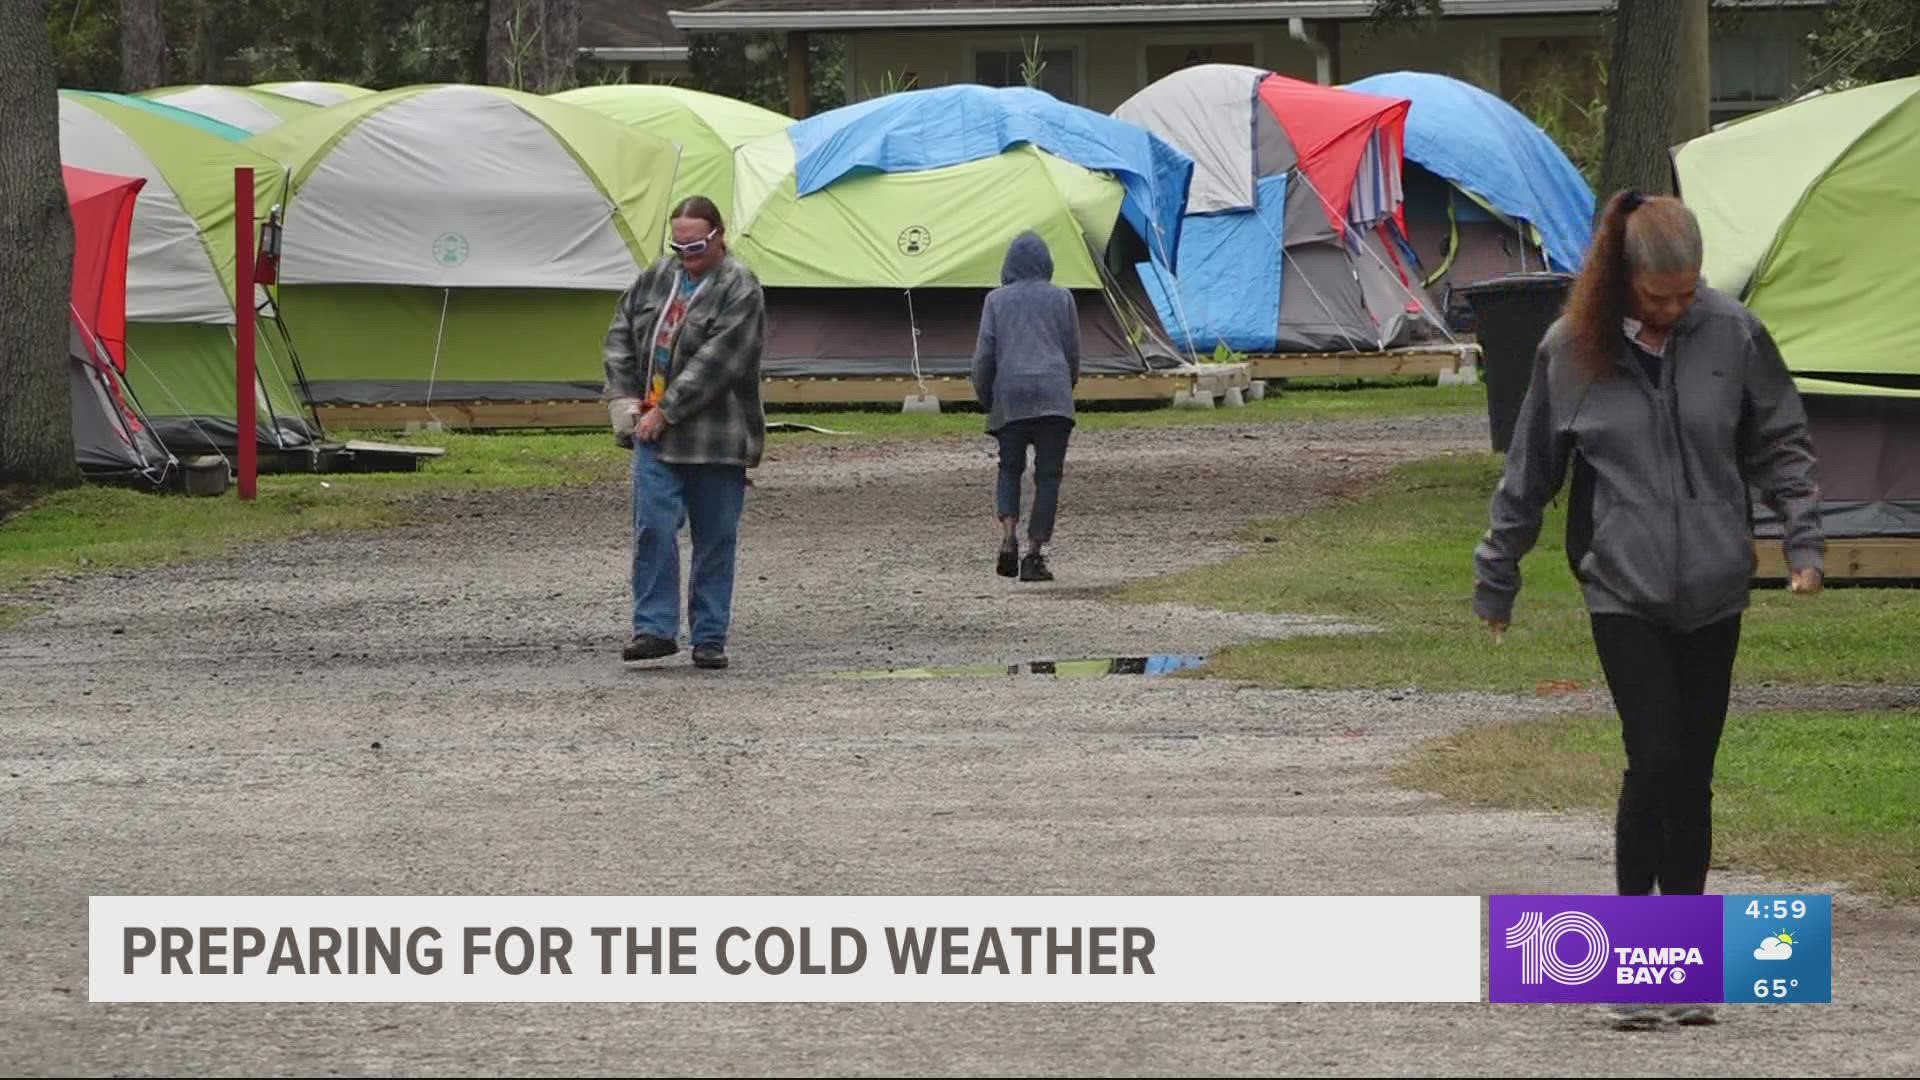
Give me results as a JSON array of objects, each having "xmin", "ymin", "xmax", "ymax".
[{"xmin": 1346, "ymin": 72, "xmax": 1594, "ymax": 327}]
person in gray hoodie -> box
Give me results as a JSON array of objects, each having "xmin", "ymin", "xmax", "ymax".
[
  {"xmin": 972, "ymin": 232, "xmax": 1082, "ymax": 582},
  {"xmin": 1474, "ymin": 191, "xmax": 1824, "ymax": 1030}
]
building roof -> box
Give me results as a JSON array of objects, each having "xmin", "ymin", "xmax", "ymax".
[
  {"xmin": 668, "ymin": 0, "xmax": 1821, "ymax": 32},
  {"xmin": 581, "ymin": 0, "xmax": 689, "ymax": 62}
]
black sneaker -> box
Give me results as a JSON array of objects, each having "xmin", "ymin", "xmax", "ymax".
[
  {"xmin": 692, "ymin": 643, "xmax": 729, "ymax": 670},
  {"xmin": 1669, "ymin": 1004, "xmax": 1718, "ymax": 1026},
  {"xmin": 1019, "ymin": 552, "xmax": 1053, "ymax": 582},
  {"xmin": 996, "ymin": 544, "xmax": 1019, "ymax": 578},
  {"xmin": 622, "ymin": 635, "xmax": 679, "ymax": 662},
  {"xmin": 1608, "ymin": 1004, "xmax": 1664, "ymax": 1031}
]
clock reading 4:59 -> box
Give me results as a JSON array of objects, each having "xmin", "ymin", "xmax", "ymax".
[
  {"xmin": 1723, "ymin": 895, "xmax": 1832, "ymax": 1004},
  {"xmin": 1746, "ymin": 898, "xmax": 1810, "ymax": 921}
]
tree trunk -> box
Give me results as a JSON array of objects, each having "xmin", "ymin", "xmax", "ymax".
[
  {"xmin": 540, "ymin": 0, "xmax": 580, "ymax": 92},
  {"xmin": 1669, "ymin": 0, "xmax": 1711, "ymax": 149},
  {"xmin": 119, "ymin": 0, "xmax": 166, "ymax": 91},
  {"xmin": 191, "ymin": 0, "xmax": 217, "ymax": 83},
  {"xmin": 1597, "ymin": 0, "xmax": 1687, "ymax": 199},
  {"xmin": 0, "ymin": 0, "xmax": 80, "ymax": 488},
  {"xmin": 486, "ymin": 0, "xmax": 517, "ymax": 86}
]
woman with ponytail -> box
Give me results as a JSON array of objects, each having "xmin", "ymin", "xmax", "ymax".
[{"xmin": 1472, "ymin": 191, "xmax": 1826, "ymax": 1029}]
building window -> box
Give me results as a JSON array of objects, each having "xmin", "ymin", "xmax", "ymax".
[
  {"xmin": 1144, "ymin": 41, "xmax": 1257, "ymax": 84},
  {"xmin": 1711, "ymin": 31, "xmax": 1794, "ymax": 122},
  {"xmin": 973, "ymin": 44, "xmax": 1079, "ymax": 103}
]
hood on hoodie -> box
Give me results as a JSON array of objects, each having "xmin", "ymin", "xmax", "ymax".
[{"xmin": 1000, "ymin": 231, "xmax": 1054, "ymax": 285}]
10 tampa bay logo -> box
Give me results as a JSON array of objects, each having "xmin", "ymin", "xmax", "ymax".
[
  {"xmin": 1505, "ymin": 910, "xmax": 1704, "ymax": 987},
  {"xmin": 1488, "ymin": 896, "xmax": 1723, "ymax": 1003}
]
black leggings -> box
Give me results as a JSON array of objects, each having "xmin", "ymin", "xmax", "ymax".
[{"xmin": 1590, "ymin": 613, "xmax": 1743, "ymax": 896}]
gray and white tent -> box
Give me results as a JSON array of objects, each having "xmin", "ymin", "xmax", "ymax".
[
  {"xmin": 68, "ymin": 317, "xmax": 176, "ymax": 483},
  {"xmin": 1115, "ymin": 64, "xmax": 1447, "ymax": 355}
]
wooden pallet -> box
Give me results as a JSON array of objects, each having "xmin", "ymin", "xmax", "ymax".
[
  {"xmin": 1752, "ymin": 537, "xmax": 1920, "ymax": 582},
  {"xmin": 1244, "ymin": 346, "xmax": 1480, "ymax": 381},
  {"xmin": 310, "ymin": 365, "xmax": 1252, "ymax": 430},
  {"xmin": 760, "ymin": 364, "xmax": 1248, "ymax": 406},
  {"xmin": 314, "ymin": 400, "xmax": 608, "ymax": 431}
]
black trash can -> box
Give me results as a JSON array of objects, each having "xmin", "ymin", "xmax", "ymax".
[{"xmin": 1457, "ymin": 272, "xmax": 1575, "ymax": 453}]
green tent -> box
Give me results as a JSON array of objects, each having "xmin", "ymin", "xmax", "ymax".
[
  {"xmin": 139, "ymin": 84, "xmax": 323, "ymax": 134},
  {"xmin": 59, "ymin": 89, "xmax": 313, "ymax": 452},
  {"xmin": 249, "ymin": 84, "xmax": 681, "ymax": 405},
  {"xmin": 722, "ymin": 130, "xmax": 1172, "ymax": 379},
  {"xmin": 1675, "ymin": 77, "xmax": 1920, "ymax": 538},
  {"xmin": 550, "ymin": 84, "xmax": 791, "ymax": 215},
  {"xmin": 731, "ymin": 133, "xmax": 1121, "ymax": 290},
  {"xmin": 1674, "ymin": 75, "xmax": 1920, "ymax": 387}
]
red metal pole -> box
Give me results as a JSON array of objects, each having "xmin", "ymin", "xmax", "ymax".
[{"xmin": 234, "ymin": 168, "xmax": 257, "ymax": 501}]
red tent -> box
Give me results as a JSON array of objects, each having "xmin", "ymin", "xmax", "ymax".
[
  {"xmin": 63, "ymin": 164, "xmax": 145, "ymax": 371},
  {"xmin": 60, "ymin": 164, "xmax": 173, "ymax": 480},
  {"xmin": 1255, "ymin": 74, "xmax": 1410, "ymax": 233}
]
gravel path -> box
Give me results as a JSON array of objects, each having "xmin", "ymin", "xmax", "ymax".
[{"xmin": 3, "ymin": 413, "xmax": 1914, "ymax": 1076}]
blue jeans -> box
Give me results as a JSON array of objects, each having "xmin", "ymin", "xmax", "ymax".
[
  {"xmin": 630, "ymin": 442, "xmax": 747, "ymax": 646},
  {"xmin": 995, "ymin": 417, "xmax": 1072, "ymax": 544}
]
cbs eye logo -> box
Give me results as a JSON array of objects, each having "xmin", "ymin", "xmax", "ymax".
[{"xmin": 897, "ymin": 226, "xmax": 932, "ymax": 256}]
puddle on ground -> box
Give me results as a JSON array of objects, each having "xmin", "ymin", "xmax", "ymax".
[{"xmin": 833, "ymin": 655, "xmax": 1208, "ymax": 680}]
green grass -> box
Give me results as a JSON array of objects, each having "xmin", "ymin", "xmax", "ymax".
[
  {"xmin": 1126, "ymin": 454, "xmax": 1920, "ymax": 691},
  {"xmin": 765, "ymin": 379, "xmax": 1485, "ymax": 440},
  {"xmin": 1397, "ymin": 710, "xmax": 1920, "ymax": 899},
  {"xmin": 0, "ymin": 431, "xmax": 627, "ymax": 594}
]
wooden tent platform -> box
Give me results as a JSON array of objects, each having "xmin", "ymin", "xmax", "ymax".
[
  {"xmin": 169, "ymin": 439, "xmax": 447, "ymax": 493},
  {"xmin": 1753, "ymin": 538, "xmax": 1920, "ymax": 584},
  {"xmin": 311, "ymin": 364, "xmax": 1254, "ymax": 430},
  {"xmin": 1243, "ymin": 344, "xmax": 1481, "ymax": 381}
]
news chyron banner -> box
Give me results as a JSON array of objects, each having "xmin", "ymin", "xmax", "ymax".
[
  {"xmin": 90, "ymin": 895, "xmax": 1832, "ymax": 1003},
  {"xmin": 92, "ymin": 896, "xmax": 1482, "ymax": 1003},
  {"xmin": 1491, "ymin": 894, "xmax": 1833, "ymax": 1004}
]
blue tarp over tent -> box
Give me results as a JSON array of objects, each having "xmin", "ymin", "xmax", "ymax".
[
  {"xmin": 1347, "ymin": 71, "xmax": 1593, "ymax": 271},
  {"xmin": 1138, "ymin": 175, "xmax": 1289, "ymax": 353},
  {"xmin": 788, "ymin": 85, "xmax": 1195, "ymax": 268}
]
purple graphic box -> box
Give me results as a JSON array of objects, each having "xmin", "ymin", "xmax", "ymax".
[{"xmin": 1490, "ymin": 896, "xmax": 1723, "ymax": 1003}]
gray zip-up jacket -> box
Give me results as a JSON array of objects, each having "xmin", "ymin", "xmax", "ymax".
[
  {"xmin": 971, "ymin": 232, "xmax": 1081, "ymax": 434},
  {"xmin": 1473, "ymin": 286, "xmax": 1823, "ymax": 631}
]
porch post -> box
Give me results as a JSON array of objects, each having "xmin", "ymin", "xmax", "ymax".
[{"xmin": 787, "ymin": 30, "xmax": 811, "ymax": 118}]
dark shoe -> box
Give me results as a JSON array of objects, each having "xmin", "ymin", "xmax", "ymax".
[
  {"xmin": 622, "ymin": 634, "xmax": 679, "ymax": 662},
  {"xmin": 996, "ymin": 544, "xmax": 1019, "ymax": 578},
  {"xmin": 1669, "ymin": 1004, "xmax": 1718, "ymax": 1026},
  {"xmin": 692, "ymin": 643, "xmax": 729, "ymax": 670},
  {"xmin": 1019, "ymin": 552, "xmax": 1053, "ymax": 582},
  {"xmin": 1607, "ymin": 1004, "xmax": 1665, "ymax": 1031}
]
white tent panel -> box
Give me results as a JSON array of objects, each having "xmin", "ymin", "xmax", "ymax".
[
  {"xmin": 262, "ymin": 82, "xmax": 358, "ymax": 107},
  {"xmin": 1115, "ymin": 63, "xmax": 1262, "ymax": 215},
  {"xmin": 280, "ymin": 86, "xmax": 639, "ymax": 289},
  {"xmin": 148, "ymin": 87, "xmax": 284, "ymax": 134},
  {"xmin": 58, "ymin": 99, "xmax": 235, "ymax": 325}
]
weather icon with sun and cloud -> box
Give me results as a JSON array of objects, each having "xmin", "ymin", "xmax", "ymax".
[
  {"xmin": 1755, "ymin": 931, "xmax": 1797, "ymax": 961},
  {"xmin": 1723, "ymin": 895, "xmax": 1831, "ymax": 1002}
]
